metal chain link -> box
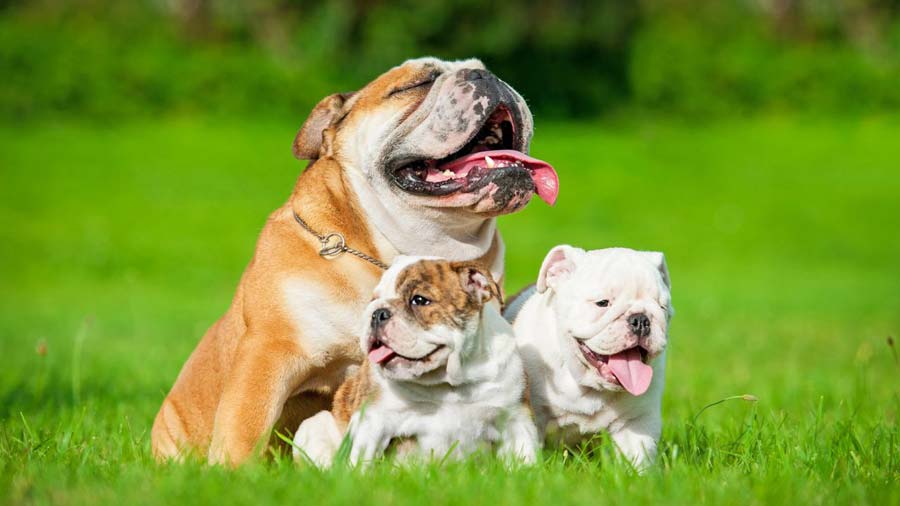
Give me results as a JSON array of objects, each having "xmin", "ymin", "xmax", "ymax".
[{"xmin": 293, "ymin": 211, "xmax": 389, "ymax": 270}]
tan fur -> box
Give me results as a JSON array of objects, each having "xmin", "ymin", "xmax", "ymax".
[
  {"xmin": 393, "ymin": 260, "xmax": 495, "ymax": 327},
  {"xmin": 151, "ymin": 63, "xmax": 504, "ymax": 466},
  {"xmin": 331, "ymin": 360, "xmax": 378, "ymax": 428}
]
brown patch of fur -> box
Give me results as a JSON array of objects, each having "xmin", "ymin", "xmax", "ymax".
[
  {"xmin": 332, "ymin": 361, "xmax": 379, "ymax": 429},
  {"xmin": 150, "ymin": 59, "xmax": 500, "ymax": 466},
  {"xmin": 394, "ymin": 260, "xmax": 498, "ymax": 329},
  {"xmin": 152, "ymin": 156, "xmax": 384, "ymax": 466}
]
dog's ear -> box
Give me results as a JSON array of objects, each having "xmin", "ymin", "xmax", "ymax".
[
  {"xmin": 453, "ymin": 262, "xmax": 501, "ymax": 304},
  {"xmin": 537, "ymin": 245, "xmax": 582, "ymax": 293},
  {"xmin": 643, "ymin": 251, "xmax": 671, "ymax": 290},
  {"xmin": 292, "ymin": 92, "xmax": 355, "ymax": 160}
]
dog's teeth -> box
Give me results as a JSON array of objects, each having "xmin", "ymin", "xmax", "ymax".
[
  {"xmin": 485, "ymin": 156, "xmax": 495, "ymax": 168},
  {"xmin": 442, "ymin": 169, "xmax": 454, "ymax": 177}
]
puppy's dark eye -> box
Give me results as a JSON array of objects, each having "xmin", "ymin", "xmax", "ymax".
[
  {"xmin": 410, "ymin": 294, "xmax": 431, "ymax": 306},
  {"xmin": 595, "ymin": 300, "xmax": 610, "ymax": 308}
]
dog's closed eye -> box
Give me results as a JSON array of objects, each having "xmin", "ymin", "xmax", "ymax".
[{"xmin": 389, "ymin": 73, "xmax": 439, "ymax": 96}]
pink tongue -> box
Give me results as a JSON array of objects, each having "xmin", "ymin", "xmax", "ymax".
[
  {"xmin": 608, "ymin": 348, "xmax": 653, "ymax": 396},
  {"xmin": 368, "ymin": 346, "xmax": 396, "ymax": 364},
  {"xmin": 438, "ymin": 149, "xmax": 559, "ymax": 205},
  {"xmin": 531, "ymin": 165, "xmax": 559, "ymax": 206}
]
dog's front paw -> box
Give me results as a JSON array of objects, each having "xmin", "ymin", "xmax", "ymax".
[
  {"xmin": 293, "ymin": 410, "xmax": 343, "ymax": 468},
  {"xmin": 347, "ymin": 412, "xmax": 390, "ymax": 467},
  {"xmin": 610, "ymin": 424, "xmax": 658, "ymax": 473},
  {"xmin": 497, "ymin": 406, "xmax": 541, "ymax": 465}
]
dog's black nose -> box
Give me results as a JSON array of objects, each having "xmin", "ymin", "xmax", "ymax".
[
  {"xmin": 371, "ymin": 308, "xmax": 391, "ymax": 328},
  {"xmin": 628, "ymin": 313, "xmax": 651, "ymax": 337}
]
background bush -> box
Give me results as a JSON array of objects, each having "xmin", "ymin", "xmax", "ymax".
[{"xmin": 2, "ymin": 0, "xmax": 899, "ymax": 121}]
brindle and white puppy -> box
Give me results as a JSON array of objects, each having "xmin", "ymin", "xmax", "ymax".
[
  {"xmin": 504, "ymin": 246, "xmax": 672, "ymax": 470},
  {"xmin": 293, "ymin": 256, "xmax": 538, "ymax": 467},
  {"xmin": 151, "ymin": 57, "xmax": 558, "ymax": 465}
]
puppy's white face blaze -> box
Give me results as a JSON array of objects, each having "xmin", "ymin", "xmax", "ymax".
[
  {"xmin": 539, "ymin": 246, "xmax": 673, "ymax": 395},
  {"xmin": 361, "ymin": 256, "xmax": 497, "ymax": 383}
]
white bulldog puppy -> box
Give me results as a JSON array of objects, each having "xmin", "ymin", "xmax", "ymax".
[
  {"xmin": 293, "ymin": 256, "xmax": 539, "ymax": 467},
  {"xmin": 504, "ymin": 246, "xmax": 672, "ymax": 469}
]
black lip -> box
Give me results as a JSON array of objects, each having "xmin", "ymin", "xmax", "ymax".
[
  {"xmin": 389, "ymin": 104, "xmax": 526, "ymax": 197},
  {"xmin": 393, "ymin": 163, "xmax": 534, "ymax": 198}
]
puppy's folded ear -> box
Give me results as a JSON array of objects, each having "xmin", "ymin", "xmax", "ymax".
[
  {"xmin": 537, "ymin": 245, "xmax": 583, "ymax": 293},
  {"xmin": 452, "ymin": 262, "xmax": 501, "ymax": 304},
  {"xmin": 293, "ymin": 92, "xmax": 356, "ymax": 160},
  {"xmin": 643, "ymin": 251, "xmax": 671, "ymax": 289}
]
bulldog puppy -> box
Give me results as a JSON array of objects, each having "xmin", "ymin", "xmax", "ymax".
[
  {"xmin": 151, "ymin": 57, "xmax": 558, "ymax": 465},
  {"xmin": 292, "ymin": 257, "xmax": 538, "ymax": 467},
  {"xmin": 504, "ymin": 246, "xmax": 672, "ymax": 470}
]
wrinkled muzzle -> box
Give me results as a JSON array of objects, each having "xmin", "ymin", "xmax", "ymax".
[
  {"xmin": 394, "ymin": 68, "xmax": 533, "ymax": 159},
  {"xmin": 386, "ymin": 67, "xmax": 558, "ymax": 210}
]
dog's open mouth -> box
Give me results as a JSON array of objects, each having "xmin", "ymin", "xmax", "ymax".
[
  {"xmin": 578, "ymin": 342, "xmax": 653, "ymax": 396},
  {"xmin": 368, "ymin": 339, "xmax": 445, "ymax": 366},
  {"xmin": 392, "ymin": 106, "xmax": 559, "ymax": 205}
]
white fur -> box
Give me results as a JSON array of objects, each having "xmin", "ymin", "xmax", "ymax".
[
  {"xmin": 292, "ymin": 411, "xmax": 344, "ymax": 468},
  {"xmin": 294, "ymin": 256, "xmax": 538, "ymax": 467},
  {"xmin": 281, "ymin": 279, "xmax": 360, "ymax": 357},
  {"xmin": 507, "ymin": 246, "xmax": 672, "ymax": 470},
  {"xmin": 347, "ymin": 302, "xmax": 538, "ymax": 465}
]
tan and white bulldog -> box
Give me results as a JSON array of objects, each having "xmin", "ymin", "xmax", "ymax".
[
  {"xmin": 504, "ymin": 246, "xmax": 672, "ymax": 470},
  {"xmin": 150, "ymin": 57, "xmax": 558, "ymax": 465},
  {"xmin": 292, "ymin": 256, "xmax": 538, "ymax": 467}
]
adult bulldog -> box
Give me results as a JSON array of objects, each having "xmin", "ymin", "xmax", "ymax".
[{"xmin": 151, "ymin": 57, "xmax": 559, "ymax": 465}]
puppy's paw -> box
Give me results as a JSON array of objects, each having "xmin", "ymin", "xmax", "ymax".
[
  {"xmin": 610, "ymin": 424, "xmax": 658, "ymax": 473},
  {"xmin": 293, "ymin": 411, "xmax": 343, "ymax": 468},
  {"xmin": 497, "ymin": 406, "xmax": 541, "ymax": 466}
]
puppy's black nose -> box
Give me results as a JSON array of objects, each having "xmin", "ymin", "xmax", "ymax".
[
  {"xmin": 628, "ymin": 313, "xmax": 651, "ymax": 337},
  {"xmin": 371, "ymin": 308, "xmax": 391, "ymax": 328}
]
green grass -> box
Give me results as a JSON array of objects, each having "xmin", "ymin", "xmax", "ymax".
[{"xmin": 1, "ymin": 115, "xmax": 899, "ymax": 505}]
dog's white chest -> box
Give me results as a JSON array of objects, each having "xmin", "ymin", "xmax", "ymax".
[
  {"xmin": 281, "ymin": 277, "xmax": 363, "ymax": 356},
  {"xmin": 542, "ymin": 403, "xmax": 619, "ymax": 445},
  {"xmin": 392, "ymin": 402, "xmax": 503, "ymax": 455}
]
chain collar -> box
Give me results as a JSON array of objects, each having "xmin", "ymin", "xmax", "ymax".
[{"xmin": 292, "ymin": 211, "xmax": 389, "ymax": 270}]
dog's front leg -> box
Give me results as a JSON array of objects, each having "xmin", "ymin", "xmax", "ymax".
[
  {"xmin": 497, "ymin": 406, "xmax": 540, "ymax": 464},
  {"xmin": 293, "ymin": 410, "xmax": 344, "ymax": 468},
  {"xmin": 208, "ymin": 337, "xmax": 307, "ymax": 466},
  {"xmin": 609, "ymin": 415, "xmax": 661, "ymax": 472},
  {"xmin": 347, "ymin": 411, "xmax": 390, "ymax": 467}
]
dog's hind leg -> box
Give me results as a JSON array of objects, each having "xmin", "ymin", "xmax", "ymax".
[
  {"xmin": 208, "ymin": 337, "xmax": 309, "ymax": 466},
  {"xmin": 151, "ymin": 397, "xmax": 190, "ymax": 461}
]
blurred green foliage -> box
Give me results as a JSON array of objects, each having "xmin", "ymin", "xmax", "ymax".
[{"xmin": 2, "ymin": 0, "xmax": 899, "ymax": 121}]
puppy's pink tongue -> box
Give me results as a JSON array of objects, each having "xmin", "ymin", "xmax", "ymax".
[
  {"xmin": 608, "ymin": 348, "xmax": 653, "ymax": 396},
  {"xmin": 368, "ymin": 346, "xmax": 395, "ymax": 365}
]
